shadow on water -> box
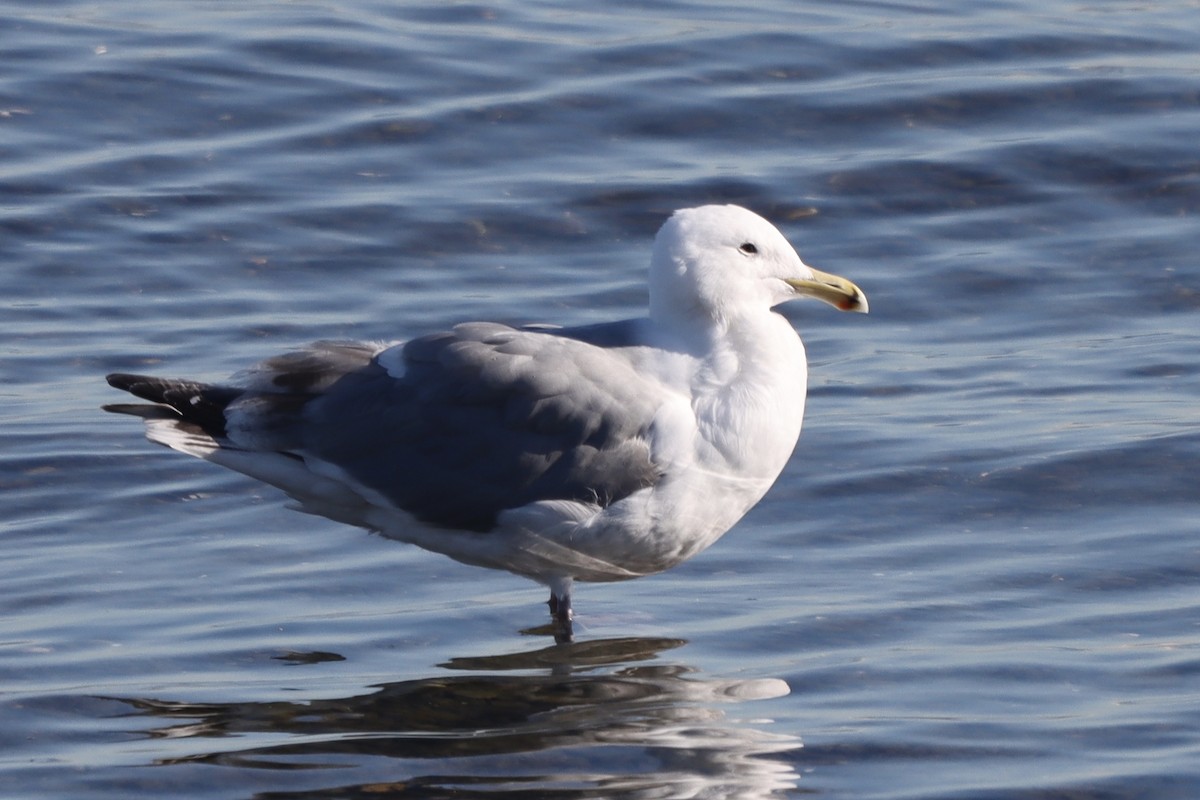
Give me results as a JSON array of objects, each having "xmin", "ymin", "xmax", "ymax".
[{"xmin": 102, "ymin": 636, "xmax": 800, "ymax": 799}]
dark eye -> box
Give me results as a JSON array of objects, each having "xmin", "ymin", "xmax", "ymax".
[{"xmin": 738, "ymin": 242, "xmax": 758, "ymax": 255}]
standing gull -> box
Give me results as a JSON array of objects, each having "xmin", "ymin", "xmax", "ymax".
[{"xmin": 105, "ymin": 205, "xmax": 867, "ymax": 639}]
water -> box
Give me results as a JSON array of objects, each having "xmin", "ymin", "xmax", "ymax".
[{"xmin": 2, "ymin": 0, "xmax": 1198, "ymax": 797}]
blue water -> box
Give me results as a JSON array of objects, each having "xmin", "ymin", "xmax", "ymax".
[{"xmin": 3, "ymin": 1, "xmax": 1198, "ymax": 797}]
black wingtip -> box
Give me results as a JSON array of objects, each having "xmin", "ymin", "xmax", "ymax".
[
  {"xmin": 106, "ymin": 372, "xmax": 145, "ymax": 391},
  {"xmin": 106, "ymin": 372, "xmax": 209, "ymax": 405},
  {"xmin": 102, "ymin": 402, "xmax": 182, "ymax": 420},
  {"xmin": 105, "ymin": 372, "xmax": 172, "ymax": 405},
  {"xmin": 105, "ymin": 371, "xmax": 240, "ymax": 437},
  {"xmin": 105, "ymin": 372, "xmax": 185, "ymax": 401}
]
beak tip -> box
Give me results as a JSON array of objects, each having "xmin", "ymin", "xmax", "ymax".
[{"xmin": 834, "ymin": 287, "xmax": 869, "ymax": 314}]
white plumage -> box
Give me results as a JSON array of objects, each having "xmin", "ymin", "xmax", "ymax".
[{"xmin": 106, "ymin": 205, "xmax": 867, "ymax": 639}]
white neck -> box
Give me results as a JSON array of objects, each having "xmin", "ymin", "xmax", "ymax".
[{"xmin": 690, "ymin": 310, "xmax": 809, "ymax": 482}]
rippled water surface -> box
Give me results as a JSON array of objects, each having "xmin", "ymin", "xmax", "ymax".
[{"xmin": 3, "ymin": 1, "xmax": 1199, "ymax": 797}]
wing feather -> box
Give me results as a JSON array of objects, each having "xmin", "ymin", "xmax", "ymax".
[
  {"xmin": 106, "ymin": 326, "xmax": 666, "ymax": 533},
  {"xmin": 304, "ymin": 323, "xmax": 665, "ymax": 531}
]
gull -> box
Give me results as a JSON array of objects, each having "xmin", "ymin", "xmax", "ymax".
[{"xmin": 105, "ymin": 205, "xmax": 867, "ymax": 639}]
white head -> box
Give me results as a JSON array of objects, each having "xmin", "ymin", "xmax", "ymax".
[{"xmin": 649, "ymin": 205, "xmax": 867, "ymax": 328}]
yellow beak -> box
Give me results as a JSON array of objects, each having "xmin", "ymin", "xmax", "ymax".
[{"xmin": 786, "ymin": 268, "xmax": 869, "ymax": 313}]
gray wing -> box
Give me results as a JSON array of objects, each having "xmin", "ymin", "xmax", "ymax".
[{"xmin": 303, "ymin": 321, "xmax": 665, "ymax": 532}]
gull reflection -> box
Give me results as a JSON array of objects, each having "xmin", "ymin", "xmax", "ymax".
[{"xmin": 107, "ymin": 637, "xmax": 800, "ymax": 798}]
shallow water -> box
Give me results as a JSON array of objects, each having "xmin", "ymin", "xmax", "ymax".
[{"xmin": 3, "ymin": 0, "xmax": 1199, "ymax": 797}]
